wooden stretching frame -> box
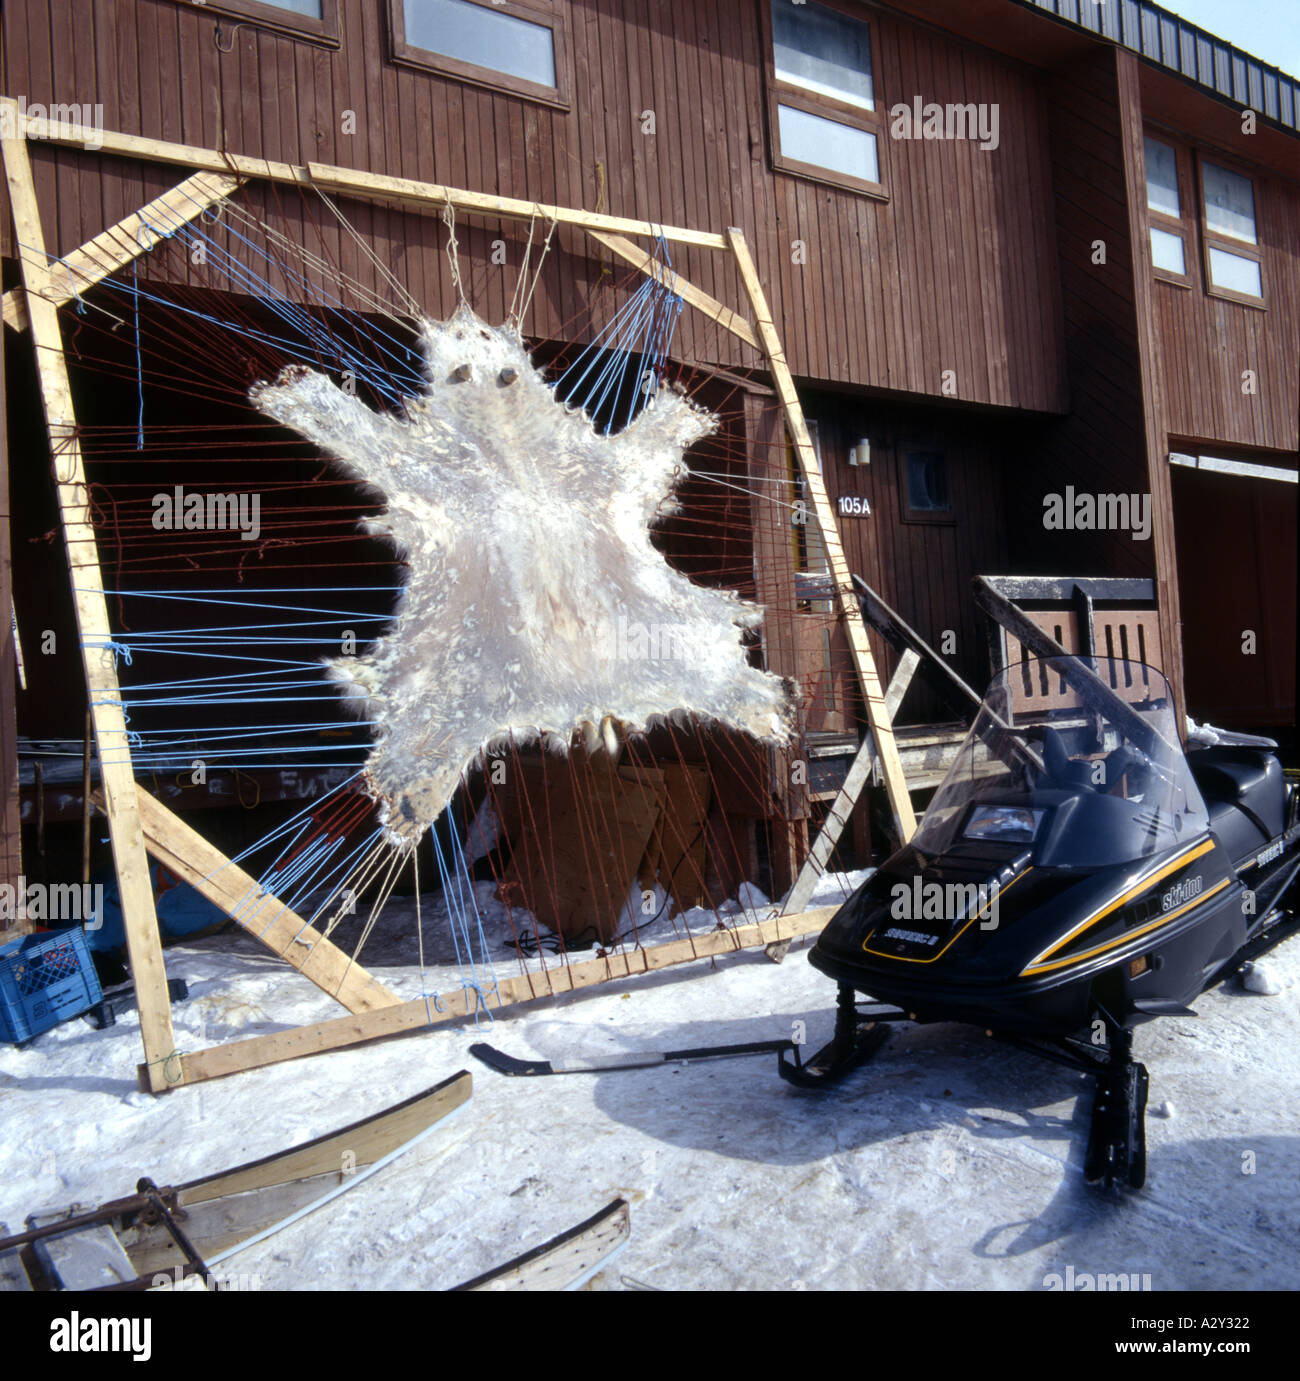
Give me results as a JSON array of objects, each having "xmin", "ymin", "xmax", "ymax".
[{"xmin": 0, "ymin": 100, "xmax": 915, "ymax": 1090}]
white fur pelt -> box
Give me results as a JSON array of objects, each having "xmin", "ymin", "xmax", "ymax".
[{"xmin": 251, "ymin": 306, "xmax": 793, "ymax": 845}]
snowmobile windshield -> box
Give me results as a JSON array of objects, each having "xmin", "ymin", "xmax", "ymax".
[{"xmin": 911, "ymin": 657, "xmax": 1210, "ymax": 869}]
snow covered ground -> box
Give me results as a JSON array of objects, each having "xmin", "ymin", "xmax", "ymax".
[{"xmin": 1, "ymin": 870, "xmax": 1297, "ymax": 1292}]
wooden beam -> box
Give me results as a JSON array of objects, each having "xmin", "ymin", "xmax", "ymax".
[
  {"xmin": 150, "ymin": 905, "xmax": 840, "ymax": 1088},
  {"xmin": 304, "ymin": 163, "xmax": 729, "ymax": 248},
  {"xmin": 725, "ymin": 227, "xmax": 916, "ymax": 844},
  {"xmin": 586, "ymin": 231, "xmax": 760, "ymax": 349},
  {"xmin": 4, "ymin": 106, "xmax": 726, "ymax": 249},
  {"xmin": 781, "ymin": 650, "xmax": 920, "ymax": 918},
  {"xmin": 1, "ymin": 109, "xmax": 177, "ymax": 1089},
  {"xmin": 744, "ymin": 390, "xmax": 807, "ymax": 899},
  {"xmin": 2, "ymin": 170, "xmax": 239, "ymax": 332},
  {"xmin": 94, "ymin": 788, "xmax": 401, "ymax": 1015},
  {"xmin": 1115, "ymin": 51, "xmax": 1185, "ymax": 726},
  {"xmin": 0, "ymin": 267, "xmax": 19, "ymax": 934}
]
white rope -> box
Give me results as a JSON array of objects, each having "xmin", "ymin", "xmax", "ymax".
[{"xmin": 443, "ymin": 194, "xmax": 465, "ymax": 306}]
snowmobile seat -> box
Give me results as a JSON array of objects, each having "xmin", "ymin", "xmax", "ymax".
[
  {"xmin": 1187, "ymin": 748, "xmax": 1285, "ymax": 840},
  {"xmin": 1041, "ymin": 726, "xmax": 1095, "ymax": 791}
]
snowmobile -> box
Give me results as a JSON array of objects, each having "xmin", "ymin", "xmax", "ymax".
[{"xmin": 783, "ymin": 654, "xmax": 1300, "ymax": 1189}]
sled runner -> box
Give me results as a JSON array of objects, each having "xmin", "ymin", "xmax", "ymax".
[
  {"xmin": 451, "ymin": 1198, "xmax": 631, "ymax": 1291},
  {"xmin": 0, "ymin": 1071, "xmax": 472, "ymax": 1289}
]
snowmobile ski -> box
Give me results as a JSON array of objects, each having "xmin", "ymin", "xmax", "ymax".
[
  {"xmin": 778, "ymin": 985, "xmax": 901, "ymax": 1088},
  {"xmin": 470, "ymin": 1038, "xmax": 794, "ymax": 1077}
]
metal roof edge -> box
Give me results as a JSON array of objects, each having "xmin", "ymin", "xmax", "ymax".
[{"xmin": 1009, "ymin": 0, "xmax": 1298, "ymax": 135}]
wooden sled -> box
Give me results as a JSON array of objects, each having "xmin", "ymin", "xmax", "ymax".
[
  {"xmin": 0, "ymin": 1071, "xmax": 472, "ymax": 1290},
  {"xmin": 452, "ymin": 1198, "xmax": 631, "ymax": 1291}
]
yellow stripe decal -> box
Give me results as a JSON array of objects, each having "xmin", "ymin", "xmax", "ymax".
[
  {"xmin": 862, "ymin": 868, "xmax": 1032, "ymax": 965},
  {"xmin": 1021, "ymin": 839, "xmax": 1216, "ymax": 973},
  {"xmin": 1020, "ymin": 877, "xmax": 1232, "ymax": 976}
]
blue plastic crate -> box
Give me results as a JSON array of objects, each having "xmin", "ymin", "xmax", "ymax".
[{"xmin": 0, "ymin": 929, "xmax": 103, "ymax": 1044}]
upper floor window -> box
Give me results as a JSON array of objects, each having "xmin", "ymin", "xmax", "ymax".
[
  {"xmin": 1143, "ymin": 130, "xmax": 1265, "ymax": 307},
  {"xmin": 389, "ymin": 0, "xmax": 568, "ymax": 107},
  {"xmin": 1200, "ymin": 160, "xmax": 1263, "ymax": 303},
  {"xmin": 1144, "ymin": 136, "xmax": 1189, "ymax": 281},
  {"xmin": 764, "ymin": 0, "xmax": 886, "ymax": 197}
]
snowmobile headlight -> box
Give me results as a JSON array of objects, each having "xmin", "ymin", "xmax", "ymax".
[{"xmin": 962, "ymin": 805, "xmax": 1044, "ymax": 844}]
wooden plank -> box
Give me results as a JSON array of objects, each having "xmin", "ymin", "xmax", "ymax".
[
  {"xmin": 744, "ymin": 391, "xmax": 805, "ymax": 898},
  {"xmin": 304, "ymin": 160, "xmax": 730, "ymax": 249},
  {"xmin": 1116, "ymin": 50, "xmax": 1184, "ymax": 726},
  {"xmin": 13, "ymin": 108, "xmax": 728, "ymax": 247},
  {"xmin": 94, "ymin": 787, "xmax": 400, "ymax": 1015},
  {"xmin": 782, "ymin": 649, "xmax": 920, "ymax": 917},
  {"xmin": 0, "ymin": 278, "xmax": 20, "ymax": 931},
  {"xmin": 586, "ymin": 230, "xmax": 760, "ymax": 349},
  {"xmin": 153, "ymin": 904, "xmax": 842, "ymax": 1088},
  {"xmin": 725, "ymin": 227, "xmax": 916, "ymax": 844},
  {"xmin": 1, "ymin": 105, "xmax": 177, "ymax": 1092},
  {"xmin": 1, "ymin": 170, "xmax": 240, "ymax": 331}
]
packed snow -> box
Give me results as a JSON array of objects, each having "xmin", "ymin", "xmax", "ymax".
[{"xmin": 1, "ymin": 868, "xmax": 1297, "ymax": 1292}]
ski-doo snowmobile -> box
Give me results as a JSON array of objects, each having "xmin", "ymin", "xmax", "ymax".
[{"xmin": 783, "ymin": 654, "xmax": 1300, "ymax": 1189}]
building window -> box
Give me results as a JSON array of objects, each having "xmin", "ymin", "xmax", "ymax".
[
  {"xmin": 1143, "ymin": 136, "xmax": 1190, "ymax": 283},
  {"xmin": 902, "ymin": 450, "xmax": 953, "ymax": 523},
  {"xmin": 772, "ymin": 0, "xmax": 875, "ymax": 108},
  {"xmin": 389, "ymin": 0, "xmax": 568, "ymax": 107},
  {"xmin": 764, "ymin": 0, "xmax": 886, "ymax": 197},
  {"xmin": 1200, "ymin": 158, "xmax": 1264, "ymax": 304},
  {"xmin": 175, "ymin": 0, "xmax": 340, "ymax": 43}
]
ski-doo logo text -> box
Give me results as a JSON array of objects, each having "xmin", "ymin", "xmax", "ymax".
[
  {"xmin": 1042, "ymin": 1266, "xmax": 1152, "ymax": 1291},
  {"xmin": 50, "ymin": 1313, "xmax": 151, "ymax": 1362},
  {"xmin": 1160, "ymin": 876, "xmax": 1203, "ymax": 912}
]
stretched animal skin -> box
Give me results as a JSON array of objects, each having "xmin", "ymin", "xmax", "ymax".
[{"xmin": 252, "ymin": 307, "xmax": 793, "ymax": 844}]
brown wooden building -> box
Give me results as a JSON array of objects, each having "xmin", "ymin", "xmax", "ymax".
[{"xmin": 2, "ymin": 0, "xmax": 1297, "ymax": 909}]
